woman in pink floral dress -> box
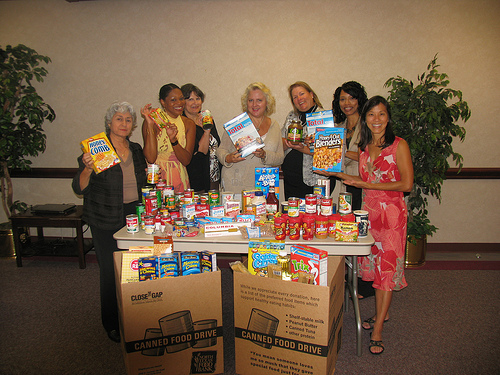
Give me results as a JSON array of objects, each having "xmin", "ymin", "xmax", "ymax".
[{"xmin": 317, "ymin": 95, "xmax": 413, "ymax": 355}]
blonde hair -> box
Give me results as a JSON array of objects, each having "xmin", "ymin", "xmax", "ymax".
[
  {"xmin": 288, "ymin": 81, "xmax": 323, "ymax": 111},
  {"xmin": 241, "ymin": 82, "xmax": 276, "ymax": 116}
]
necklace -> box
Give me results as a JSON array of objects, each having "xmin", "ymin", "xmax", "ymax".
[
  {"xmin": 346, "ymin": 125, "xmax": 356, "ymax": 136},
  {"xmin": 253, "ymin": 116, "xmax": 265, "ymax": 131}
]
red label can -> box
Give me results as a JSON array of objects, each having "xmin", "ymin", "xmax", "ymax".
[
  {"xmin": 320, "ymin": 197, "xmax": 333, "ymax": 216},
  {"xmin": 126, "ymin": 214, "xmax": 139, "ymax": 233},
  {"xmin": 288, "ymin": 216, "xmax": 302, "ymax": 240},
  {"xmin": 274, "ymin": 216, "xmax": 287, "ymax": 240},
  {"xmin": 288, "ymin": 197, "xmax": 300, "ymax": 217},
  {"xmin": 305, "ymin": 194, "xmax": 317, "ymax": 214},
  {"xmin": 145, "ymin": 196, "xmax": 158, "ymax": 216},
  {"xmin": 302, "ymin": 214, "xmax": 316, "ymax": 240}
]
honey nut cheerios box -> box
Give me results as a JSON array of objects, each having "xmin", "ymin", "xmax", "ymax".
[
  {"xmin": 312, "ymin": 127, "xmax": 346, "ymax": 173},
  {"xmin": 80, "ymin": 132, "xmax": 121, "ymax": 174}
]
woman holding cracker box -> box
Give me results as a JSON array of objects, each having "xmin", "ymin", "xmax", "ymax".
[
  {"xmin": 141, "ymin": 83, "xmax": 196, "ymax": 193},
  {"xmin": 317, "ymin": 96, "xmax": 414, "ymax": 355},
  {"xmin": 216, "ymin": 82, "xmax": 284, "ymax": 194},
  {"xmin": 332, "ymin": 81, "xmax": 368, "ymax": 211},
  {"xmin": 72, "ymin": 102, "xmax": 147, "ymax": 343},
  {"xmin": 181, "ymin": 83, "xmax": 221, "ymax": 192},
  {"xmin": 281, "ymin": 81, "xmax": 334, "ymax": 199}
]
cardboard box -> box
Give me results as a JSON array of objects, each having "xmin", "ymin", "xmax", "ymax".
[
  {"xmin": 114, "ymin": 252, "xmax": 224, "ymax": 375},
  {"xmin": 234, "ymin": 256, "xmax": 344, "ymax": 375}
]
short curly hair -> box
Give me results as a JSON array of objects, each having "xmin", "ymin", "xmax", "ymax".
[
  {"xmin": 104, "ymin": 101, "xmax": 137, "ymax": 136},
  {"xmin": 241, "ymin": 82, "xmax": 276, "ymax": 116}
]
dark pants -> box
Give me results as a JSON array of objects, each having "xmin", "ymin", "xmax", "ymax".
[
  {"xmin": 90, "ymin": 201, "xmax": 138, "ymax": 333},
  {"xmin": 347, "ymin": 184, "xmax": 363, "ymax": 211}
]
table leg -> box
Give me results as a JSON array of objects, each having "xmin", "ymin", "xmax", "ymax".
[
  {"xmin": 345, "ymin": 255, "xmax": 362, "ymax": 357},
  {"xmin": 76, "ymin": 225, "xmax": 85, "ymax": 269}
]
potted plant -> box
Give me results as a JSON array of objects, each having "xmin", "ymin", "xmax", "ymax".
[
  {"xmin": 0, "ymin": 44, "xmax": 55, "ymax": 255},
  {"xmin": 385, "ymin": 54, "xmax": 471, "ymax": 266}
]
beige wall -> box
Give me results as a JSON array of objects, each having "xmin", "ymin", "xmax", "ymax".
[{"xmin": 1, "ymin": 0, "xmax": 499, "ymax": 242}]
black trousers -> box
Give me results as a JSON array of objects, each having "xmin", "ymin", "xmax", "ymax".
[{"xmin": 90, "ymin": 201, "xmax": 138, "ymax": 333}]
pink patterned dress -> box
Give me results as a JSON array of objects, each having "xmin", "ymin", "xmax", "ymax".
[{"xmin": 358, "ymin": 137, "xmax": 408, "ymax": 291}]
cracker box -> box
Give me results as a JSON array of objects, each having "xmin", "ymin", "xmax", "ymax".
[
  {"xmin": 312, "ymin": 127, "xmax": 346, "ymax": 173},
  {"xmin": 223, "ymin": 112, "xmax": 265, "ymax": 157},
  {"xmin": 80, "ymin": 132, "xmax": 121, "ymax": 173},
  {"xmin": 114, "ymin": 251, "xmax": 224, "ymax": 375},
  {"xmin": 255, "ymin": 167, "xmax": 280, "ymax": 199},
  {"xmin": 234, "ymin": 256, "xmax": 344, "ymax": 375}
]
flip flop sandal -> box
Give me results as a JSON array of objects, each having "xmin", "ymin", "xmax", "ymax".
[
  {"xmin": 369, "ymin": 339, "xmax": 385, "ymax": 355},
  {"xmin": 362, "ymin": 317, "xmax": 390, "ymax": 330}
]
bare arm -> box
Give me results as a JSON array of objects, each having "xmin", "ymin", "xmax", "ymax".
[{"xmin": 141, "ymin": 104, "xmax": 158, "ymax": 163}]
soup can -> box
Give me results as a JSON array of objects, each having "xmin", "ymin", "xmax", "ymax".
[
  {"xmin": 184, "ymin": 189, "xmax": 195, "ymax": 204},
  {"xmin": 354, "ymin": 210, "xmax": 369, "ymax": 237},
  {"xmin": 145, "ymin": 196, "xmax": 157, "ymax": 216},
  {"xmin": 287, "ymin": 197, "xmax": 300, "ymax": 217},
  {"xmin": 126, "ymin": 214, "xmax": 139, "ymax": 233},
  {"xmin": 147, "ymin": 163, "xmax": 160, "ymax": 184},
  {"xmin": 144, "ymin": 215, "xmax": 155, "ymax": 235},
  {"xmin": 320, "ymin": 197, "xmax": 333, "ymax": 216},
  {"xmin": 305, "ymin": 194, "xmax": 317, "ymax": 214},
  {"xmin": 338, "ymin": 192, "xmax": 353, "ymax": 214},
  {"xmin": 199, "ymin": 193, "xmax": 209, "ymax": 204}
]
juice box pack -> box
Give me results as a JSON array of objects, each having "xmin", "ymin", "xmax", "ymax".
[
  {"xmin": 80, "ymin": 132, "xmax": 120, "ymax": 174},
  {"xmin": 255, "ymin": 167, "xmax": 280, "ymax": 199},
  {"xmin": 223, "ymin": 112, "xmax": 265, "ymax": 157},
  {"xmin": 312, "ymin": 127, "xmax": 346, "ymax": 173}
]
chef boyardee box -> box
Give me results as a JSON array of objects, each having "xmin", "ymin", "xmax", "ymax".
[
  {"xmin": 114, "ymin": 251, "xmax": 224, "ymax": 375},
  {"xmin": 233, "ymin": 256, "xmax": 344, "ymax": 375}
]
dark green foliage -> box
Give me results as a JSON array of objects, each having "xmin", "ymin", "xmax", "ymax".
[
  {"xmin": 385, "ymin": 55, "xmax": 470, "ymax": 238},
  {"xmin": 0, "ymin": 44, "xmax": 55, "ymax": 216}
]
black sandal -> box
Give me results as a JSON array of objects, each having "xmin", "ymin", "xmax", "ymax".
[
  {"xmin": 369, "ymin": 339, "xmax": 385, "ymax": 355},
  {"xmin": 362, "ymin": 317, "xmax": 390, "ymax": 330}
]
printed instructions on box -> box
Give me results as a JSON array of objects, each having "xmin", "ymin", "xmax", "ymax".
[{"xmin": 236, "ymin": 282, "xmax": 330, "ymax": 374}]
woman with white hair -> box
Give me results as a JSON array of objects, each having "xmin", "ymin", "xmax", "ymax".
[
  {"xmin": 216, "ymin": 82, "xmax": 284, "ymax": 193},
  {"xmin": 72, "ymin": 101, "xmax": 147, "ymax": 343}
]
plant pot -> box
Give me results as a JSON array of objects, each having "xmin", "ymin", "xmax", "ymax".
[
  {"xmin": 405, "ymin": 235, "xmax": 427, "ymax": 268},
  {"xmin": 0, "ymin": 222, "xmax": 30, "ymax": 258}
]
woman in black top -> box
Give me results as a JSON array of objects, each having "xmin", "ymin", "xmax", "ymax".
[
  {"xmin": 72, "ymin": 102, "xmax": 147, "ymax": 343},
  {"xmin": 181, "ymin": 83, "xmax": 221, "ymax": 192}
]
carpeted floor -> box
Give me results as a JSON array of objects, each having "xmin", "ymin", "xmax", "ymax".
[{"xmin": 0, "ymin": 255, "xmax": 499, "ymax": 374}]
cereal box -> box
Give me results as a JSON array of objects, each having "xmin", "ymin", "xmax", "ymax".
[
  {"xmin": 306, "ymin": 110, "xmax": 335, "ymax": 137},
  {"xmin": 223, "ymin": 112, "xmax": 265, "ymax": 158},
  {"xmin": 80, "ymin": 132, "xmax": 121, "ymax": 174},
  {"xmin": 255, "ymin": 167, "xmax": 280, "ymax": 199},
  {"xmin": 312, "ymin": 127, "xmax": 346, "ymax": 173},
  {"xmin": 290, "ymin": 244, "xmax": 328, "ymax": 286},
  {"xmin": 247, "ymin": 240, "xmax": 285, "ymax": 276}
]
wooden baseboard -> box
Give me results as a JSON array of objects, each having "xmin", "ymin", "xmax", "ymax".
[{"xmin": 427, "ymin": 243, "xmax": 500, "ymax": 252}]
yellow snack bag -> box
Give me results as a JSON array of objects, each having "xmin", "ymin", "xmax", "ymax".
[
  {"xmin": 149, "ymin": 108, "xmax": 170, "ymax": 130},
  {"xmin": 80, "ymin": 132, "xmax": 120, "ymax": 174}
]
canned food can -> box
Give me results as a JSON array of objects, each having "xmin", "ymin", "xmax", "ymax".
[
  {"xmin": 354, "ymin": 210, "xmax": 369, "ymax": 237},
  {"xmin": 281, "ymin": 201, "xmax": 289, "ymax": 214},
  {"xmin": 136, "ymin": 204, "xmax": 145, "ymax": 223},
  {"xmin": 302, "ymin": 214, "xmax": 315, "ymax": 240},
  {"xmin": 338, "ymin": 192, "xmax": 353, "ymax": 214},
  {"xmin": 184, "ymin": 189, "xmax": 195, "ymax": 204},
  {"xmin": 126, "ymin": 214, "xmax": 139, "ymax": 233},
  {"xmin": 147, "ymin": 163, "xmax": 160, "ymax": 184},
  {"xmin": 208, "ymin": 190, "xmax": 220, "ymax": 206},
  {"xmin": 144, "ymin": 215, "xmax": 155, "ymax": 235},
  {"xmin": 199, "ymin": 193, "xmax": 209, "ymax": 204},
  {"xmin": 305, "ymin": 194, "xmax": 317, "ymax": 214},
  {"xmin": 288, "ymin": 216, "xmax": 302, "ymax": 240},
  {"xmin": 144, "ymin": 196, "xmax": 157, "ymax": 216},
  {"xmin": 287, "ymin": 197, "xmax": 300, "ymax": 217},
  {"xmin": 320, "ymin": 197, "xmax": 333, "ymax": 216},
  {"xmin": 141, "ymin": 185, "xmax": 154, "ymax": 205},
  {"xmin": 274, "ymin": 216, "xmax": 287, "ymax": 240}
]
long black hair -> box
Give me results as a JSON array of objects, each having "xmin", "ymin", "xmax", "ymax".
[
  {"xmin": 332, "ymin": 81, "xmax": 368, "ymax": 123},
  {"xmin": 358, "ymin": 95, "xmax": 396, "ymax": 151}
]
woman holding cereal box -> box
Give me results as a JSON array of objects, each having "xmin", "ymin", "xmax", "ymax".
[
  {"xmin": 216, "ymin": 82, "xmax": 284, "ymax": 194},
  {"xmin": 141, "ymin": 83, "xmax": 196, "ymax": 193},
  {"xmin": 317, "ymin": 96, "xmax": 414, "ymax": 355},
  {"xmin": 72, "ymin": 102, "xmax": 147, "ymax": 343}
]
